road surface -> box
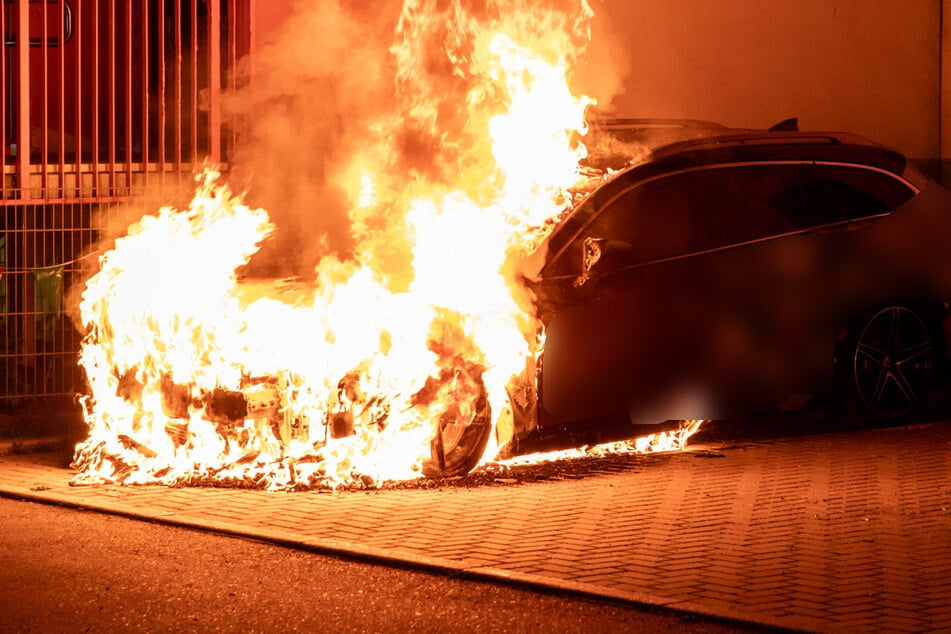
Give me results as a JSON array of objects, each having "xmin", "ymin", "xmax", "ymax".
[{"xmin": 0, "ymin": 497, "xmax": 752, "ymax": 633}]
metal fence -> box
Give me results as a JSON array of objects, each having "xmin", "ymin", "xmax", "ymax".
[
  {"xmin": 2, "ymin": 197, "xmax": 100, "ymax": 398},
  {"xmin": 1, "ymin": 0, "xmax": 251, "ymax": 400}
]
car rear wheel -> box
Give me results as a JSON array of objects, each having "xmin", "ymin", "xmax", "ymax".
[{"xmin": 836, "ymin": 301, "xmax": 942, "ymax": 425}]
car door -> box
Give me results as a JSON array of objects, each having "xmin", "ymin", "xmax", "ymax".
[
  {"xmin": 540, "ymin": 169, "xmax": 707, "ymax": 424},
  {"xmin": 541, "ymin": 162, "xmax": 814, "ymax": 425},
  {"xmin": 681, "ymin": 163, "xmax": 822, "ymax": 414}
]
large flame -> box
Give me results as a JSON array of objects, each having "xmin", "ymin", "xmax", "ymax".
[{"xmin": 71, "ymin": 0, "xmax": 697, "ymax": 490}]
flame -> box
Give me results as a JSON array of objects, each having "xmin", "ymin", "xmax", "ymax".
[
  {"xmin": 493, "ymin": 420, "xmax": 706, "ymax": 469},
  {"xmin": 71, "ymin": 0, "xmax": 700, "ymax": 491}
]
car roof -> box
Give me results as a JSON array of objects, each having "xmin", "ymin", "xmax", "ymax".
[
  {"xmin": 534, "ymin": 122, "xmax": 919, "ymax": 276},
  {"xmin": 582, "ymin": 118, "xmax": 730, "ymax": 169},
  {"xmin": 584, "ymin": 117, "xmax": 908, "ymax": 173},
  {"xmin": 647, "ymin": 129, "xmax": 908, "ymax": 172}
]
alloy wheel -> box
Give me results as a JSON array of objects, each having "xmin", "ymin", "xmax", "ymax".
[{"xmin": 852, "ymin": 305, "xmax": 934, "ymax": 420}]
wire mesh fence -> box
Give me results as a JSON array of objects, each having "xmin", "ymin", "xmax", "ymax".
[{"xmin": 1, "ymin": 196, "xmax": 103, "ymax": 400}]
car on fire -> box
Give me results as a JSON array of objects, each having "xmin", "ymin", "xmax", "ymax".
[
  {"xmin": 207, "ymin": 118, "xmax": 951, "ymax": 480},
  {"xmin": 479, "ymin": 118, "xmax": 951, "ymax": 463}
]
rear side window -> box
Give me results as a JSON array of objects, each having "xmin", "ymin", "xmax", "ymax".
[
  {"xmin": 551, "ymin": 164, "xmax": 803, "ymax": 273},
  {"xmin": 685, "ymin": 165, "xmax": 803, "ymax": 252},
  {"xmin": 588, "ymin": 164, "xmax": 808, "ymax": 262},
  {"xmin": 797, "ymin": 164, "xmax": 915, "ymax": 227}
]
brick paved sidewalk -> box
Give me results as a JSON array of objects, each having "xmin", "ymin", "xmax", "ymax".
[{"xmin": 2, "ymin": 421, "xmax": 950, "ymax": 632}]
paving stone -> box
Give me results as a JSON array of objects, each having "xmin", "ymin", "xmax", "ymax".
[{"xmin": 4, "ymin": 420, "xmax": 951, "ymax": 631}]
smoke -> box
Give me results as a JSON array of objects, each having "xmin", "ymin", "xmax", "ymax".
[
  {"xmin": 224, "ymin": 0, "xmax": 402, "ymax": 277},
  {"xmin": 223, "ymin": 0, "xmax": 620, "ymax": 280},
  {"xmin": 574, "ymin": 0, "xmax": 631, "ymax": 116}
]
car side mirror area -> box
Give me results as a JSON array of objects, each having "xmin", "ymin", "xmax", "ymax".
[{"xmin": 573, "ymin": 236, "xmax": 634, "ymax": 289}]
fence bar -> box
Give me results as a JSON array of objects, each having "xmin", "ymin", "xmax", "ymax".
[
  {"xmin": 174, "ymin": 0, "xmax": 182, "ymax": 172},
  {"xmin": 91, "ymin": 0, "xmax": 99, "ymax": 193},
  {"xmin": 1, "ymin": 2, "xmax": 7, "ymax": 199},
  {"xmin": 1, "ymin": 2, "xmax": 4, "ymax": 393},
  {"xmin": 158, "ymin": 0, "xmax": 166, "ymax": 178},
  {"xmin": 141, "ymin": 0, "xmax": 149, "ymax": 188},
  {"xmin": 41, "ymin": 0, "xmax": 49, "ymax": 195},
  {"xmin": 107, "ymin": 0, "xmax": 116, "ymax": 193},
  {"xmin": 226, "ymin": 0, "xmax": 234, "ymax": 154},
  {"xmin": 74, "ymin": 0, "xmax": 83, "ymax": 192},
  {"xmin": 209, "ymin": 0, "xmax": 221, "ymax": 163},
  {"xmin": 125, "ymin": 0, "xmax": 132, "ymax": 189},
  {"xmin": 17, "ymin": 0, "xmax": 30, "ymax": 200},
  {"xmin": 58, "ymin": 0, "xmax": 67, "ymax": 195},
  {"xmin": 190, "ymin": 0, "xmax": 198, "ymax": 164}
]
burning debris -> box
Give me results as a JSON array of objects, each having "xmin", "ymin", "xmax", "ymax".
[{"xmin": 70, "ymin": 0, "xmax": 703, "ymax": 491}]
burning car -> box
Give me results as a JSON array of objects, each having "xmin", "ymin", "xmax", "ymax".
[
  {"xmin": 68, "ymin": 0, "xmax": 951, "ymax": 489},
  {"xmin": 500, "ymin": 118, "xmax": 951, "ymax": 457},
  {"xmin": 70, "ymin": 117, "xmax": 951, "ymax": 488}
]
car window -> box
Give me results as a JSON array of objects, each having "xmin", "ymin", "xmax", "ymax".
[
  {"xmin": 686, "ymin": 164, "xmax": 802, "ymax": 252},
  {"xmin": 580, "ymin": 172, "xmax": 692, "ymax": 267},
  {"xmin": 796, "ymin": 164, "xmax": 916, "ymax": 226},
  {"xmin": 549, "ymin": 164, "xmax": 804, "ymax": 275}
]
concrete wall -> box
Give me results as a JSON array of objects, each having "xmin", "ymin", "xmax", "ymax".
[
  {"xmin": 250, "ymin": 1, "xmax": 945, "ymax": 162},
  {"xmin": 585, "ymin": 0, "xmax": 942, "ymax": 161}
]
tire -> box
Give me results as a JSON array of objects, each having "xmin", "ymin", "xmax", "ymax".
[
  {"xmin": 836, "ymin": 301, "xmax": 943, "ymax": 426},
  {"xmin": 422, "ymin": 389, "xmax": 492, "ymax": 478}
]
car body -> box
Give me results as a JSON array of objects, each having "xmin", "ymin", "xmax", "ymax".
[{"xmin": 499, "ymin": 119, "xmax": 951, "ymax": 457}]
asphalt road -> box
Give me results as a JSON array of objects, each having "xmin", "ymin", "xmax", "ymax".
[{"xmin": 0, "ymin": 497, "xmax": 757, "ymax": 633}]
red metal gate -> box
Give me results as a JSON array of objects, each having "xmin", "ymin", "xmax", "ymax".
[{"xmin": 1, "ymin": 0, "xmax": 251, "ymax": 400}]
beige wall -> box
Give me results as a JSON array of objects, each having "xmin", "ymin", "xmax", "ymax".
[
  {"xmin": 585, "ymin": 0, "xmax": 942, "ymax": 160},
  {"xmin": 250, "ymin": 1, "xmax": 944, "ymax": 161}
]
